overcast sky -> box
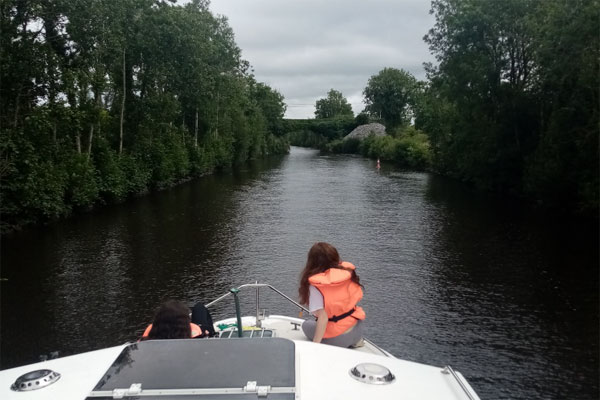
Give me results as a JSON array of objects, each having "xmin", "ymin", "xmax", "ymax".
[{"xmin": 209, "ymin": 0, "xmax": 436, "ymax": 119}]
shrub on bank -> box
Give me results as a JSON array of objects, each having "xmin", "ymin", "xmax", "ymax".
[
  {"xmin": 362, "ymin": 131, "xmax": 431, "ymax": 170},
  {"xmin": 22, "ymin": 160, "xmax": 69, "ymax": 219},
  {"xmin": 351, "ymin": 127, "xmax": 432, "ymax": 170},
  {"xmin": 66, "ymin": 154, "xmax": 99, "ymax": 208},
  {"xmin": 362, "ymin": 135, "xmax": 397, "ymax": 160},
  {"xmin": 1, "ymin": 126, "xmax": 289, "ymax": 232},
  {"xmin": 326, "ymin": 138, "xmax": 361, "ymax": 154},
  {"xmin": 318, "ymin": 123, "xmax": 431, "ymax": 170},
  {"xmin": 266, "ymin": 134, "xmax": 290, "ymax": 155},
  {"xmin": 395, "ymin": 131, "xmax": 431, "ymax": 170},
  {"xmin": 119, "ymin": 152, "xmax": 152, "ymax": 194},
  {"xmin": 94, "ymin": 138, "xmax": 128, "ymax": 202},
  {"xmin": 288, "ymin": 129, "xmax": 330, "ymax": 149}
]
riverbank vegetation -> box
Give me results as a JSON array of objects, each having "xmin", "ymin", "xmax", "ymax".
[
  {"xmin": 327, "ymin": 126, "xmax": 431, "ymax": 170},
  {"xmin": 285, "ymin": 116, "xmax": 359, "ymax": 149},
  {"xmin": 287, "ymin": 75, "xmax": 432, "ymax": 171},
  {"xmin": 286, "ymin": 0, "xmax": 598, "ymax": 216},
  {"xmin": 0, "ymin": 0, "xmax": 288, "ymax": 232},
  {"xmin": 421, "ymin": 0, "xmax": 597, "ymax": 215}
]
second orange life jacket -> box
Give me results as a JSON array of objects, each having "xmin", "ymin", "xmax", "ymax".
[{"xmin": 142, "ymin": 322, "xmax": 203, "ymax": 339}]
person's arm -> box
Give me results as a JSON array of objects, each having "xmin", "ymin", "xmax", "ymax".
[{"xmin": 312, "ymin": 308, "xmax": 328, "ymax": 343}]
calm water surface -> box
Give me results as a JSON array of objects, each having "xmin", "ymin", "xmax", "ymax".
[{"xmin": 1, "ymin": 147, "xmax": 598, "ymax": 399}]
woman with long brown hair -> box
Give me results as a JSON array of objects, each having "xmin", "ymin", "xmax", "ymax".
[{"xmin": 299, "ymin": 242, "xmax": 365, "ymax": 347}]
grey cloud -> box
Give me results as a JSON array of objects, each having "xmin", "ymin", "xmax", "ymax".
[
  {"xmin": 246, "ymin": 40, "xmax": 425, "ymax": 74},
  {"xmin": 210, "ymin": 0, "xmax": 436, "ymax": 118}
]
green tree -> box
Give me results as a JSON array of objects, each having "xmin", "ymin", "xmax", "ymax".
[
  {"xmin": 363, "ymin": 68, "xmax": 418, "ymax": 129},
  {"xmin": 314, "ymin": 89, "xmax": 354, "ymax": 119},
  {"xmin": 522, "ymin": 0, "xmax": 598, "ymax": 211},
  {"xmin": 251, "ymin": 81, "xmax": 287, "ymax": 136},
  {"xmin": 423, "ymin": 0, "xmax": 598, "ymax": 213}
]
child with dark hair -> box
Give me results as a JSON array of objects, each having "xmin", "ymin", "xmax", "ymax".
[{"xmin": 142, "ymin": 300, "xmax": 203, "ymax": 340}]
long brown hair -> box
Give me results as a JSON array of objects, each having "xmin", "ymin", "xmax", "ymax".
[
  {"xmin": 298, "ymin": 242, "xmax": 362, "ymax": 305},
  {"xmin": 145, "ymin": 300, "xmax": 191, "ymax": 340}
]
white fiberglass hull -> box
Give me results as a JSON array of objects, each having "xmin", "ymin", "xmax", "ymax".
[{"xmin": 0, "ymin": 314, "xmax": 480, "ymax": 400}]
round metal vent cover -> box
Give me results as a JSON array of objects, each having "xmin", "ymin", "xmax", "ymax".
[
  {"xmin": 349, "ymin": 363, "xmax": 395, "ymax": 384},
  {"xmin": 11, "ymin": 369, "xmax": 61, "ymax": 391}
]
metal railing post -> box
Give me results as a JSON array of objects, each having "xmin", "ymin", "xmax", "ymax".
[
  {"xmin": 255, "ymin": 281, "xmax": 261, "ymax": 328},
  {"xmin": 230, "ymin": 288, "xmax": 243, "ymax": 338}
]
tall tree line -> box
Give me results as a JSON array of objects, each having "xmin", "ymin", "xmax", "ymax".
[
  {"xmin": 418, "ymin": 0, "xmax": 598, "ymax": 214},
  {"xmin": 0, "ymin": 0, "xmax": 288, "ymax": 231}
]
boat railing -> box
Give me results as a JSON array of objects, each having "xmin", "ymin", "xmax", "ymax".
[
  {"xmin": 205, "ymin": 283, "xmax": 391, "ymax": 356},
  {"xmin": 442, "ymin": 365, "xmax": 476, "ymax": 400},
  {"xmin": 205, "ymin": 282, "xmax": 310, "ymax": 328}
]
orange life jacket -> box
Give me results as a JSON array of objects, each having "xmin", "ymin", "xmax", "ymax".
[
  {"xmin": 142, "ymin": 322, "xmax": 203, "ymax": 338},
  {"xmin": 308, "ymin": 261, "xmax": 366, "ymax": 339}
]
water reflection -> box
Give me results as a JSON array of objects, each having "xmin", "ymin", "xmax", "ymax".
[{"xmin": 423, "ymin": 175, "xmax": 599, "ymax": 399}]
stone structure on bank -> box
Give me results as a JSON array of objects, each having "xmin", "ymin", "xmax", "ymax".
[{"xmin": 343, "ymin": 123, "xmax": 387, "ymax": 140}]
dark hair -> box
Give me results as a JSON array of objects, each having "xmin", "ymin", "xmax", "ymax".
[
  {"xmin": 298, "ymin": 242, "xmax": 361, "ymax": 305},
  {"xmin": 145, "ymin": 300, "xmax": 191, "ymax": 340}
]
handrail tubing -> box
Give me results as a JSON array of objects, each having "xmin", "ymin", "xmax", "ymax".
[
  {"xmin": 206, "ymin": 283, "xmax": 394, "ymax": 358},
  {"xmin": 205, "ymin": 283, "xmax": 310, "ymax": 313},
  {"xmin": 442, "ymin": 365, "xmax": 476, "ymax": 400},
  {"xmin": 362, "ymin": 337, "xmax": 392, "ymax": 357},
  {"xmin": 205, "ymin": 284, "xmax": 474, "ymax": 391}
]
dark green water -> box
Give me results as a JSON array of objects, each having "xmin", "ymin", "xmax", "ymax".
[{"xmin": 1, "ymin": 147, "xmax": 598, "ymax": 399}]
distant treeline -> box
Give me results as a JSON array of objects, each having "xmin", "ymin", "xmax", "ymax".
[
  {"xmin": 285, "ymin": 116, "xmax": 431, "ymax": 171},
  {"xmin": 286, "ymin": 0, "xmax": 599, "ymax": 216},
  {"xmin": 284, "ymin": 117, "xmax": 359, "ymax": 149},
  {"xmin": 0, "ymin": 0, "xmax": 288, "ymax": 232}
]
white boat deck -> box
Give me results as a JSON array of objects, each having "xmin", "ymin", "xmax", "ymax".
[
  {"xmin": 0, "ymin": 315, "xmax": 480, "ymax": 400},
  {"xmin": 0, "ymin": 315, "xmax": 479, "ymax": 400},
  {"xmin": 0, "ymin": 344, "xmax": 127, "ymax": 400},
  {"xmin": 215, "ymin": 314, "xmax": 392, "ymax": 356}
]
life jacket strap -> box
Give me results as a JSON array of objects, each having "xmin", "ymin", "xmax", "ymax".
[{"xmin": 328, "ymin": 307, "xmax": 356, "ymax": 322}]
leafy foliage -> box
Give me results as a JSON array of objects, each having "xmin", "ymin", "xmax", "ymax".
[
  {"xmin": 421, "ymin": 0, "xmax": 598, "ymax": 214},
  {"xmin": 354, "ymin": 113, "xmax": 370, "ymax": 126},
  {"xmin": 327, "ymin": 126, "xmax": 431, "ymax": 170},
  {"xmin": 363, "ymin": 68, "xmax": 419, "ymax": 129},
  {"xmin": 0, "ymin": 0, "xmax": 289, "ymax": 231},
  {"xmin": 284, "ymin": 117, "xmax": 359, "ymax": 149},
  {"xmin": 314, "ymin": 89, "xmax": 354, "ymax": 119}
]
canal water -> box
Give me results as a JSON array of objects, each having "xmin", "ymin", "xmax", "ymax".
[{"xmin": 1, "ymin": 147, "xmax": 598, "ymax": 399}]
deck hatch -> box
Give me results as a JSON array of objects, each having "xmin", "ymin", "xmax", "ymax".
[{"xmin": 87, "ymin": 338, "xmax": 295, "ymax": 399}]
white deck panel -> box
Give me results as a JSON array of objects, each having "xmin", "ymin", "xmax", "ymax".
[
  {"xmin": 0, "ymin": 344, "xmax": 127, "ymax": 400},
  {"xmin": 295, "ymin": 340, "xmax": 479, "ymax": 399},
  {"xmin": 216, "ymin": 315, "xmax": 479, "ymax": 399},
  {"xmin": 215, "ymin": 315, "xmax": 391, "ymax": 356}
]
